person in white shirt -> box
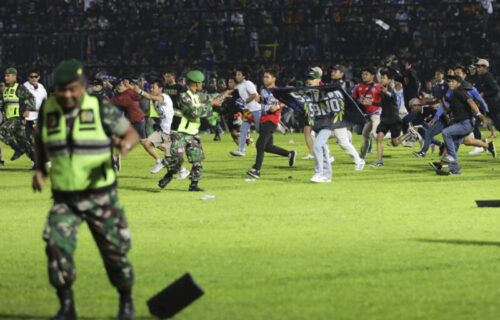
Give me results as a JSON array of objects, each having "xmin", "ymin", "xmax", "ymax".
[
  {"xmin": 129, "ymin": 80, "xmax": 176, "ymax": 174},
  {"xmin": 23, "ymin": 70, "xmax": 47, "ymax": 140},
  {"xmin": 230, "ymin": 67, "xmax": 260, "ymax": 157}
]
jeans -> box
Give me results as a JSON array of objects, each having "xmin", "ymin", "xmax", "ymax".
[
  {"xmin": 333, "ymin": 128, "xmax": 362, "ymax": 164},
  {"xmin": 360, "ymin": 115, "xmax": 380, "ymax": 159},
  {"xmin": 253, "ymin": 121, "xmax": 290, "ymax": 171},
  {"xmin": 313, "ymin": 128, "xmax": 332, "ymax": 179},
  {"xmin": 238, "ymin": 110, "xmax": 261, "ymax": 152},
  {"xmin": 421, "ymin": 120, "xmax": 444, "ymax": 153},
  {"xmin": 441, "ymin": 119, "xmax": 474, "ymax": 174}
]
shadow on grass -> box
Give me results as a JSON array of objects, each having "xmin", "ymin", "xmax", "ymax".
[
  {"xmin": 118, "ymin": 175, "xmax": 155, "ymax": 181},
  {"xmin": 0, "ymin": 167, "xmax": 32, "ymax": 172},
  {"xmin": 0, "ymin": 315, "xmax": 153, "ymax": 320},
  {"xmin": 119, "ymin": 186, "xmax": 161, "ymax": 193},
  {"xmin": 412, "ymin": 238, "xmax": 500, "ymax": 247}
]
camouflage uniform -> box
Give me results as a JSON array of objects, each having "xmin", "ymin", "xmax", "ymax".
[
  {"xmin": 0, "ymin": 84, "xmax": 36, "ymax": 157},
  {"xmin": 40, "ymin": 100, "xmax": 134, "ymax": 290},
  {"xmin": 166, "ymin": 91, "xmax": 221, "ymax": 181}
]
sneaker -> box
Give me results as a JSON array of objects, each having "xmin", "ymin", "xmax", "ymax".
[
  {"xmin": 177, "ymin": 167, "xmax": 190, "ymax": 179},
  {"xmin": 488, "ymin": 141, "xmax": 497, "ymax": 158},
  {"xmin": 246, "ymin": 137, "xmax": 254, "ymax": 146},
  {"xmin": 288, "ymin": 151, "xmax": 297, "ymax": 167},
  {"xmin": 439, "ymin": 144, "xmax": 445, "ymax": 156},
  {"xmin": 441, "ymin": 155, "xmax": 457, "ymax": 164},
  {"xmin": 150, "ymin": 161, "xmax": 165, "ymax": 174},
  {"xmin": 402, "ymin": 140, "xmax": 413, "ymax": 147},
  {"xmin": 428, "ymin": 161, "xmax": 442, "ymax": 171},
  {"xmin": 435, "ymin": 168, "xmax": 451, "ymax": 176},
  {"xmin": 468, "ymin": 147, "xmax": 484, "ymax": 155},
  {"xmin": 354, "ymin": 159, "xmax": 365, "ymax": 171},
  {"xmin": 310, "ymin": 173, "xmax": 323, "ymax": 182},
  {"xmin": 302, "ymin": 154, "xmax": 314, "ymax": 160},
  {"xmin": 311, "ymin": 174, "xmax": 331, "ymax": 183},
  {"xmin": 370, "ymin": 160, "xmax": 384, "ymax": 167},
  {"xmin": 329, "ymin": 155, "xmax": 335, "ymax": 163},
  {"xmin": 409, "ymin": 127, "xmax": 423, "ymax": 142},
  {"xmin": 412, "ymin": 151, "xmax": 425, "ymax": 158},
  {"xmin": 246, "ymin": 168, "xmax": 260, "ymax": 178},
  {"xmin": 230, "ymin": 151, "xmax": 246, "ymax": 157},
  {"xmin": 488, "ymin": 133, "xmax": 497, "ymax": 139}
]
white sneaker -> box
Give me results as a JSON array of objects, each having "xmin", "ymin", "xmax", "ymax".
[
  {"xmin": 150, "ymin": 161, "xmax": 165, "ymax": 174},
  {"xmin": 468, "ymin": 147, "xmax": 484, "ymax": 155},
  {"xmin": 310, "ymin": 173, "xmax": 323, "ymax": 182},
  {"xmin": 402, "ymin": 140, "xmax": 413, "ymax": 147},
  {"xmin": 302, "ymin": 154, "xmax": 314, "ymax": 160},
  {"xmin": 310, "ymin": 174, "xmax": 331, "ymax": 183},
  {"xmin": 354, "ymin": 159, "xmax": 365, "ymax": 171},
  {"xmin": 329, "ymin": 155, "xmax": 335, "ymax": 163},
  {"xmin": 230, "ymin": 151, "xmax": 246, "ymax": 157},
  {"xmin": 177, "ymin": 167, "xmax": 190, "ymax": 180}
]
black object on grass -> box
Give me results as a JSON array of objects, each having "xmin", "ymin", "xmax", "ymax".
[
  {"xmin": 147, "ymin": 273, "xmax": 204, "ymax": 319},
  {"xmin": 476, "ymin": 200, "xmax": 500, "ymax": 207}
]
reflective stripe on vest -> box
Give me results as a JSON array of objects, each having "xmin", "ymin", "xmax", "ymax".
[
  {"xmin": 149, "ymin": 99, "xmax": 159, "ymax": 118},
  {"xmin": 3, "ymin": 83, "xmax": 20, "ymax": 119},
  {"xmin": 41, "ymin": 93, "xmax": 116, "ymax": 192},
  {"xmin": 177, "ymin": 90, "xmax": 201, "ymax": 135}
]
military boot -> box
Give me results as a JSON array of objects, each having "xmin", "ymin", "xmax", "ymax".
[
  {"xmin": 10, "ymin": 149, "xmax": 24, "ymax": 161},
  {"xmin": 51, "ymin": 287, "xmax": 77, "ymax": 320},
  {"xmin": 158, "ymin": 172, "xmax": 173, "ymax": 189},
  {"xmin": 117, "ymin": 291, "xmax": 135, "ymax": 320},
  {"xmin": 188, "ymin": 181, "xmax": 204, "ymax": 192}
]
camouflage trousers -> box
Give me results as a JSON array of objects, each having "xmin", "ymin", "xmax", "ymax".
[
  {"xmin": 42, "ymin": 187, "xmax": 134, "ymax": 289},
  {"xmin": 166, "ymin": 132, "xmax": 205, "ymax": 181},
  {"xmin": 0, "ymin": 117, "xmax": 34, "ymax": 156}
]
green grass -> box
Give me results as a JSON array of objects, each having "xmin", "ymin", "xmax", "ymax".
[{"xmin": 0, "ymin": 132, "xmax": 499, "ymax": 320}]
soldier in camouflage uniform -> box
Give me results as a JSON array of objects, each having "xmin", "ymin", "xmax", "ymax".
[
  {"xmin": 32, "ymin": 60, "xmax": 139, "ymax": 320},
  {"xmin": 0, "ymin": 67, "xmax": 36, "ymax": 165},
  {"xmin": 158, "ymin": 70, "xmax": 230, "ymax": 191}
]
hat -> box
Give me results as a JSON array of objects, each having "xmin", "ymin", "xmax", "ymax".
[
  {"xmin": 90, "ymin": 79, "xmax": 103, "ymax": 86},
  {"xmin": 307, "ymin": 67, "xmax": 323, "ymax": 79},
  {"xmin": 5, "ymin": 67, "xmax": 17, "ymax": 75},
  {"xmin": 468, "ymin": 64, "xmax": 477, "ymax": 70},
  {"xmin": 53, "ymin": 59, "xmax": 84, "ymax": 85},
  {"xmin": 296, "ymin": 80, "xmax": 304, "ymax": 86},
  {"xmin": 475, "ymin": 59, "xmax": 489, "ymax": 68},
  {"xmin": 409, "ymin": 98, "xmax": 421, "ymax": 106},
  {"xmin": 446, "ymin": 75, "xmax": 463, "ymax": 83},
  {"xmin": 178, "ymin": 76, "xmax": 186, "ymax": 81},
  {"xmin": 138, "ymin": 75, "xmax": 146, "ymax": 81},
  {"xmin": 332, "ymin": 64, "xmax": 346, "ymax": 73},
  {"xmin": 217, "ymin": 78, "xmax": 226, "ymax": 84},
  {"xmin": 361, "ymin": 66, "xmax": 376, "ymax": 75},
  {"xmin": 186, "ymin": 70, "xmax": 205, "ymax": 83}
]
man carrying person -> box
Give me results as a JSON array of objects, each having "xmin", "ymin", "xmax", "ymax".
[
  {"xmin": 246, "ymin": 70, "xmax": 297, "ymax": 179},
  {"xmin": 352, "ymin": 67, "xmax": 382, "ymax": 161},
  {"xmin": 230, "ymin": 67, "xmax": 260, "ymax": 157}
]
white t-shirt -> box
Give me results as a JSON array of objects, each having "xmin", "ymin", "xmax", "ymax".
[
  {"xmin": 237, "ymin": 80, "xmax": 260, "ymax": 112},
  {"xmin": 23, "ymin": 81, "xmax": 48, "ymax": 121},
  {"xmin": 155, "ymin": 93, "xmax": 174, "ymax": 134}
]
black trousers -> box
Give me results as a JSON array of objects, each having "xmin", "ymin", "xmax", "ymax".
[{"xmin": 254, "ymin": 121, "xmax": 289, "ymax": 171}]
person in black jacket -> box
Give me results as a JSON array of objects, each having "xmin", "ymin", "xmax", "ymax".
[
  {"xmin": 475, "ymin": 59, "xmax": 500, "ymax": 134},
  {"xmin": 436, "ymin": 75, "xmax": 488, "ymax": 176}
]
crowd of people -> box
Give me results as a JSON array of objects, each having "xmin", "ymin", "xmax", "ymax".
[{"xmin": 1, "ymin": 0, "xmax": 499, "ymax": 88}]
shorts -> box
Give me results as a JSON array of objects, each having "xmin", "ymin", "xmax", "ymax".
[
  {"xmin": 376, "ymin": 121, "xmax": 402, "ymax": 138},
  {"xmin": 147, "ymin": 130, "xmax": 172, "ymax": 157},
  {"xmin": 298, "ymin": 112, "xmax": 310, "ymax": 128}
]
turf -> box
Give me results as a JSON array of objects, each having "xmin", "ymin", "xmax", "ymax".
[{"xmin": 0, "ymin": 132, "xmax": 499, "ymax": 320}]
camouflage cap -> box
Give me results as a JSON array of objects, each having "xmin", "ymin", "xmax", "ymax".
[
  {"xmin": 53, "ymin": 59, "xmax": 84, "ymax": 85},
  {"xmin": 178, "ymin": 76, "xmax": 186, "ymax": 81},
  {"xmin": 296, "ymin": 80, "xmax": 304, "ymax": 86},
  {"xmin": 307, "ymin": 67, "xmax": 322, "ymax": 79},
  {"xmin": 5, "ymin": 67, "xmax": 17, "ymax": 75},
  {"xmin": 186, "ymin": 70, "xmax": 205, "ymax": 83}
]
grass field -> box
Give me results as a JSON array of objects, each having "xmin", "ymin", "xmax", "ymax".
[{"xmin": 0, "ymin": 131, "xmax": 499, "ymax": 320}]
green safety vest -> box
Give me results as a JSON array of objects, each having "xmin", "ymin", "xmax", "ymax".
[
  {"xmin": 3, "ymin": 83, "xmax": 20, "ymax": 119},
  {"xmin": 177, "ymin": 90, "xmax": 201, "ymax": 135},
  {"xmin": 41, "ymin": 93, "xmax": 116, "ymax": 192},
  {"xmin": 149, "ymin": 99, "xmax": 159, "ymax": 118}
]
